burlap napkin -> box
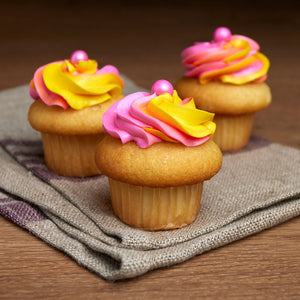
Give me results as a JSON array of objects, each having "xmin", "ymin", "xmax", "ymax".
[{"xmin": 0, "ymin": 78, "xmax": 299, "ymax": 281}]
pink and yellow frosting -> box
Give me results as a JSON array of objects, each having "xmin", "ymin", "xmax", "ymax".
[
  {"xmin": 29, "ymin": 50, "xmax": 124, "ymax": 110},
  {"xmin": 103, "ymin": 80, "xmax": 216, "ymax": 148},
  {"xmin": 181, "ymin": 27, "xmax": 270, "ymax": 85}
]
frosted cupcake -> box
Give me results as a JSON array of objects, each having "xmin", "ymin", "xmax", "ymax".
[
  {"xmin": 28, "ymin": 50, "xmax": 124, "ymax": 177},
  {"xmin": 175, "ymin": 27, "xmax": 272, "ymax": 151},
  {"xmin": 95, "ymin": 80, "xmax": 222, "ymax": 230}
]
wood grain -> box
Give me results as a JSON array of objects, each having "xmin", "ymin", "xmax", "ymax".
[
  {"xmin": 0, "ymin": 0, "xmax": 299, "ymax": 298},
  {"xmin": 1, "ymin": 216, "xmax": 299, "ymax": 299}
]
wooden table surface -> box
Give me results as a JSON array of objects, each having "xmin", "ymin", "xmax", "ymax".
[{"xmin": 1, "ymin": 1, "xmax": 299, "ymax": 299}]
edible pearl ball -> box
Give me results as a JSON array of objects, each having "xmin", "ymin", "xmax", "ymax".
[
  {"xmin": 213, "ymin": 27, "xmax": 232, "ymax": 42},
  {"xmin": 70, "ymin": 50, "xmax": 89, "ymax": 64},
  {"xmin": 151, "ymin": 80, "xmax": 174, "ymax": 95}
]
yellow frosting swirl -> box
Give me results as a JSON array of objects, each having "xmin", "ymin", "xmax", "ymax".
[
  {"xmin": 103, "ymin": 83, "xmax": 216, "ymax": 148},
  {"xmin": 146, "ymin": 91, "xmax": 215, "ymax": 138},
  {"xmin": 29, "ymin": 53, "xmax": 124, "ymax": 110}
]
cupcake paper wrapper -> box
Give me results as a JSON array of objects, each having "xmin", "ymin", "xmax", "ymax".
[
  {"xmin": 0, "ymin": 79, "xmax": 299, "ymax": 281},
  {"xmin": 41, "ymin": 132, "xmax": 104, "ymax": 177},
  {"xmin": 109, "ymin": 178, "xmax": 203, "ymax": 230},
  {"xmin": 212, "ymin": 113, "xmax": 255, "ymax": 151}
]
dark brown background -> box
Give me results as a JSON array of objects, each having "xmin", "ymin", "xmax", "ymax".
[{"xmin": 1, "ymin": 0, "xmax": 299, "ymax": 299}]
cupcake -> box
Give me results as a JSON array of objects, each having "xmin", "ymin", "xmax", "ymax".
[
  {"xmin": 28, "ymin": 50, "xmax": 124, "ymax": 177},
  {"xmin": 95, "ymin": 80, "xmax": 222, "ymax": 231},
  {"xmin": 175, "ymin": 27, "xmax": 272, "ymax": 151}
]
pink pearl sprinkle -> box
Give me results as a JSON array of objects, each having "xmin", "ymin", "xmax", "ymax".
[
  {"xmin": 213, "ymin": 27, "xmax": 232, "ymax": 42},
  {"xmin": 70, "ymin": 50, "xmax": 89, "ymax": 64},
  {"xmin": 151, "ymin": 80, "xmax": 174, "ymax": 95}
]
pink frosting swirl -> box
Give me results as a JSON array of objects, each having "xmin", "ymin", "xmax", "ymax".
[
  {"xmin": 181, "ymin": 27, "xmax": 270, "ymax": 84},
  {"xmin": 103, "ymin": 81, "xmax": 216, "ymax": 148}
]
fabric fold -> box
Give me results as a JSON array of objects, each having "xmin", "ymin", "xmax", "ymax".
[{"xmin": 0, "ymin": 80, "xmax": 299, "ymax": 281}]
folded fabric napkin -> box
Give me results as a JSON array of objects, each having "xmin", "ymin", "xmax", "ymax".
[{"xmin": 0, "ymin": 78, "xmax": 299, "ymax": 281}]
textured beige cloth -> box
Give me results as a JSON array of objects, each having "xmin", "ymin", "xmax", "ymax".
[{"xmin": 0, "ymin": 79, "xmax": 299, "ymax": 281}]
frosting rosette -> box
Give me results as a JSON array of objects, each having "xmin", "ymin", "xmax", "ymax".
[
  {"xmin": 29, "ymin": 50, "xmax": 124, "ymax": 110},
  {"xmin": 103, "ymin": 80, "xmax": 216, "ymax": 148},
  {"xmin": 182, "ymin": 27, "xmax": 270, "ymax": 85}
]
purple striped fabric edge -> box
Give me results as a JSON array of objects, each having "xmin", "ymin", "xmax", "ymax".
[
  {"xmin": 0, "ymin": 138, "xmax": 102, "ymax": 183},
  {"xmin": 0, "ymin": 197, "xmax": 47, "ymax": 227}
]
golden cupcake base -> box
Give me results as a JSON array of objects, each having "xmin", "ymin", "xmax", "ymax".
[
  {"xmin": 41, "ymin": 133, "xmax": 104, "ymax": 177},
  {"xmin": 212, "ymin": 113, "xmax": 255, "ymax": 152},
  {"xmin": 108, "ymin": 178, "xmax": 203, "ymax": 231}
]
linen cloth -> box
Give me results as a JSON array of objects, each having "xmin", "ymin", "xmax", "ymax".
[{"xmin": 0, "ymin": 77, "xmax": 299, "ymax": 281}]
